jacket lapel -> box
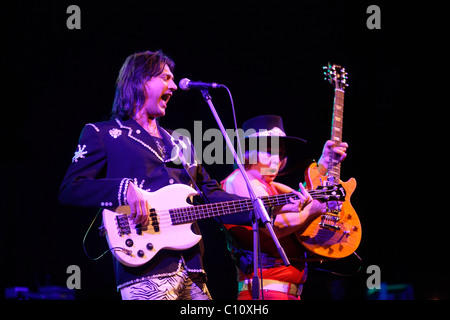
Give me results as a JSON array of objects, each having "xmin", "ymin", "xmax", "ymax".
[{"xmin": 115, "ymin": 118, "xmax": 181, "ymax": 163}]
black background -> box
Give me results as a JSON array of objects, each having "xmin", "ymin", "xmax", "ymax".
[{"xmin": 1, "ymin": 0, "xmax": 445, "ymax": 300}]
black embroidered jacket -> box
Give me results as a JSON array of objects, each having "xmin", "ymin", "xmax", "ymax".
[{"xmin": 59, "ymin": 118, "xmax": 252, "ymax": 289}]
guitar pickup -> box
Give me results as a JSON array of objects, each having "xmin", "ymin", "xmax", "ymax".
[
  {"xmin": 149, "ymin": 209, "xmax": 160, "ymax": 232},
  {"xmin": 319, "ymin": 222, "xmax": 341, "ymax": 230},
  {"xmin": 116, "ymin": 214, "xmax": 131, "ymax": 236},
  {"xmin": 319, "ymin": 214, "xmax": 341, "ymax": 230}
]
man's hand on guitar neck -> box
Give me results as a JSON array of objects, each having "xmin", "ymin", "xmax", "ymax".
[
  {"xmin": 317, "ymin": 140, "xmax": 348, "ymax": 176},
  {"xmin": 127, "ymin": 182, "xmax": 151, "ymax": 225}
]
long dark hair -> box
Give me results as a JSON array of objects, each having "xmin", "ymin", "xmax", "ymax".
[{"xmin": 111, "ymin": 50, "xmax": 175, "ymax": 120}]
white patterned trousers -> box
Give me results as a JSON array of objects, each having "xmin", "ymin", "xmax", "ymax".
[{"xmin": 120, "ymin": 265, "xmax": 212, "ymax": 300}]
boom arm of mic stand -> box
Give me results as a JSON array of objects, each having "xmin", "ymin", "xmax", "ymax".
[{"xmin": 199, "ymin": 90, "xmax": 290, "ymax": 268}]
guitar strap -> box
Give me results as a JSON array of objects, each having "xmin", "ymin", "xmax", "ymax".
[{"xmin": 177, "ymin": 146, "xmax": 208, "ymax": 203}]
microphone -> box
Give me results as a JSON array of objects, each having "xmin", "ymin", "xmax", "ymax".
[{"xmin": 179, "ymin": 78, "xmax": 224, "ymax": 91}]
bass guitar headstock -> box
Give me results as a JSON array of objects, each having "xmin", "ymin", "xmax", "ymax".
[{"xmin": 311, "ymin": 184, "xmax": 346, "ymax": 202}]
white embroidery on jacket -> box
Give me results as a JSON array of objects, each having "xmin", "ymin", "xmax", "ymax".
[
  {"xmin": 72, "ymin": 144, "xmax": 87, "ymax": 163},
  {"xmin": 114, "ymin": 119, "xmax": 179, "ymax": 163},
  {"xmin": 86, "ymin": 123, "xmax": 100, "ymax": 132},
  {"xmin": 109, "ymin": 128, "xmax": 122, "ymax": 139}
]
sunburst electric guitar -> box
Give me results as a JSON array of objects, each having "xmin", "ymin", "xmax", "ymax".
[
  {"xmin": 298, "ymin": 63, "xmax": 362, "ymax": 259},
  {"xmin": 102, "ymin": 183, "xmax": 346, "ymax": 267}
]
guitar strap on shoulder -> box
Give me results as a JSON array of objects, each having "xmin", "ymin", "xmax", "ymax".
[
  {"xmin": 166, "ymin": 128, "xmax": 207, "ymax": 203},
  {"xmin": 177, "ymin": 149, "xmax": 208, "ymax": 203}
]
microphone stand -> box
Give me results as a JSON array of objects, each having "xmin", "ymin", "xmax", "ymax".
[{"xmin": 200, "ymin": 89, "xmax": 290, "ymax": 300}]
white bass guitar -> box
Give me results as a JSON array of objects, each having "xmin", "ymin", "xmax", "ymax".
[{"xmin": 102, "ymin": 183, "xmax": 345, "ymax": 267}]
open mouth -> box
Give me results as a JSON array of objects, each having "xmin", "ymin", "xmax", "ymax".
[{"xmin": 161, "ymin": 93, "xmax": 172, "ymax": 104}]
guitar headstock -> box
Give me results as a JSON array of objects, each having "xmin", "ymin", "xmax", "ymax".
[
  {"xmin": 323, "ymin": 62, "xmax": 348, "ymax": 90},
  {"xmin": 313, "ymin": 184, "xmax": 346, "ymax": 202}
]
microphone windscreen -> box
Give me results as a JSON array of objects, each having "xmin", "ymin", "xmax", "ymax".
[{"xmin": 179, "ymin": 78, "xmax": 190, "ymax": 91}]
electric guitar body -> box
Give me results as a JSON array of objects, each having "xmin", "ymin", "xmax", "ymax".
[{"xmin": 298, "ymin": 162, "xmax": 361, "ymax": 259}]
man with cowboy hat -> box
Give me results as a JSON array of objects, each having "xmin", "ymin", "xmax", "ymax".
[{"xmin": 221, "ymin": 115, "xmax": 348, "ymax": 300}]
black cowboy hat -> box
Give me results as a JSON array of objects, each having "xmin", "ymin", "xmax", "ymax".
[
  {"xmin": 237, "ymin": 115, "xmax": 309, "ymax": 175},
  {"xmin": 239, "ymin": 115, "xmax": 306, "ymax": 155}
]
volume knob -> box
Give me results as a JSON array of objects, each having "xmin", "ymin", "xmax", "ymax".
[{"xmin": 125, "ymin": 239, "xmax": 134, "ymax": 247}]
